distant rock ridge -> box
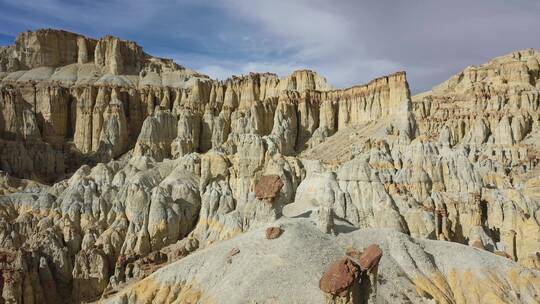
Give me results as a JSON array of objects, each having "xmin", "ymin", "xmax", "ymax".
[
  {"xmin": 5, "ymin": 29, "xmax": 181, "ymax": 75},
  {"xmin": 413, "ymin": 48, "xmax": 540, "ymax": 146}
]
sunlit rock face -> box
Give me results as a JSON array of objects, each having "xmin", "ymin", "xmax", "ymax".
[{"xmin": 0, "ymin": 29, "xmax": 539, "ymax": 304}]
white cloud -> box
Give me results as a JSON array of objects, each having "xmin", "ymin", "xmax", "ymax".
[
  {"xmin": 210, "ymin": 0, "xmax": 400, "ymax": 88},
  {"xmin": 1, "ymin": 0, "xmax": 540, "ymax": 92},
  {"xmin": 207, "ymin": 0, "xmax": 540, "ymax": 91}
]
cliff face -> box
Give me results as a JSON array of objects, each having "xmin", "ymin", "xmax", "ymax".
[
  {"xmin": 0, "ymin": 29, "xmax": 539, "ymax": 304},
  {"xmin": 1, "ymin": 72, "xmax": 406, "ymax": 150},
  {"xmin": 0, "ymin": 29, "xmax": 410, "ymax": 181},
  {"xmin": 14, "ymin": 29, "xmax": 84, "ymax": 69},
  {"xmin": 413, "ymin": 48, "xmax": 540, "ymax": 146},
  {"xmin": 8, "ymin": 29, "xmax": 142, "ymax": 75}
]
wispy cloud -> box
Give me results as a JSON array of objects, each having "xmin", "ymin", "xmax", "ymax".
[{"xmin": 0, "ymin": 0, "xmax": 539, "ymax": 92}]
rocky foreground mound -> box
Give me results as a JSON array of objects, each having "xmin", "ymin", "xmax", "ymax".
[{"xmin": 0, "ymin": 29, "xmax": 539, "ymax": 303}]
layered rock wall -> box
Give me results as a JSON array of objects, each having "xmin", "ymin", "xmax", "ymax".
[
  {"xmin": 14, "ymin": 29, "xmax": 85, "ymax": 69},
  {"xmin": 413, "ymin": 49, "xmax": 540, "ymax": 146}
]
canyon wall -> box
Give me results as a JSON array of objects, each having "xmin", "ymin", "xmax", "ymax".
[{"xmin": 0, "ymin": 29, "xmax": 412, "ymax": 181}]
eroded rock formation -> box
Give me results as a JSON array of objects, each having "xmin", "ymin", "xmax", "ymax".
[{"xmin": 0, "ymin": 29, "xmax": 539, "ymax": 303}]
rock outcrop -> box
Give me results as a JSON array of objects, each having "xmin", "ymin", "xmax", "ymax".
[
  {"xmin": 255, "ymin": 175, "xmax": 284, "ymax": 201},
  {"xmin": 100, "ymin": 219, "xmax": 540, "ymax": 304},
  {"xmin": 319, "ymin": 257, "xmax": 360, "ymax": 303},
  {"xmin": 265, "ymin": 226, "xmax": 283, "ymax": 239},
  {"xmin": 413, "ymin": 48, "xmax": 540, "ymax": 147},
  {"xmin": 357, "ymin": 244, "xmax": 383, "ymax": 272}
]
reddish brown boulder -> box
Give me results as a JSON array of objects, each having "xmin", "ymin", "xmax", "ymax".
[
  {"xmin": 358, "ymin": 244, "xmax": 383, "ymax": 272},
  {"xmin": 255, "ymin": 175, "xmax": 284, "ymax": 202},
  {"xmin": 266, "ymin": 227, "xmax": 283, "ymax": 240},
  {"xmin": 319, "ymin": 258, "xmax": 360, "ymax": 296}
]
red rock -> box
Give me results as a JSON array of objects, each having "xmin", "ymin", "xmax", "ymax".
[
  {"xmin": 266, "ymin": 227, "xmax": 283, "ymax": 239},
  {"xmin": 358, "ymin": 244, "xmax": 383, "ymax": 272},
  {"xmin": 494, "ymin": 251, "xmax": 512, "ymax": 259},
  {"xmin": 319, "ymin": 258, "xmax": 360, "ymax": 296},
  {"xmin": 255, "ymin": 175, "xmax": 284, "ymax": 202}
]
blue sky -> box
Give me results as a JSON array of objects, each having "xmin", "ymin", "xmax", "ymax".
[{"xmin": 1, "ymin": 0, "xmax": 540, "ymax": 93}]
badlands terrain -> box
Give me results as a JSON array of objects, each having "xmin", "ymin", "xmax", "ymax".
[{"xmin": 0, "ymin": 29, "xmax": 539, "ymax": 303}]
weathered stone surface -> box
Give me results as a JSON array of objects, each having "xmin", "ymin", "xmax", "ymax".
[
  {"xmin": 99, "ymin": 221, "xmax": 540, "ymax": 304},
  {"xmin": 358, "ymin": 244, "xmax": 383, "ymax": 272},
  {"xmin": 413, "ymin": 48, "xmax": 540, "ymax": 147},
  {"xmin": 171, "ymin": 110, "xmax": 201, "ymax": 158},
  {"xmin": 255, "ymin": 175, "xmax": 284, "ymax": 201},
  {"xmin": 318, "ymin": 206, "xmax": 335, "ymax": 234},
  {"xmin": 71, "ymin": 247, "xmax": 109, "ymax": 302},
  {"xmin": 13, "ymin": 29, "xmax": 85, "ymax": 69},
  {"xmin": 265, "ymin": 227, "xmax": 283, "ymax": 239},
  {"xmin": 0, "ymin": 85, "xmax": 66, "ymax": 182},
  {"xmin": 96, "ymin": 95, "xmax": 129, "ymax": 159},
  {"xmin": 319, "ymin": 257, "xmax": 360, "ymax": 296},
  {"xmin": 133, "ymin": 108, "xmax": 177, "ymax": 161}
]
